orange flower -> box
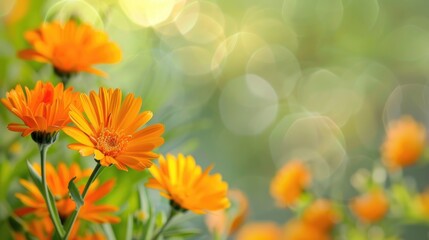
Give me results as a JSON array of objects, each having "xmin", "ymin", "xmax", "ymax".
[
  {"xmin": 15, "ymin": 162, "xmax": 120, "ymax": 223},
  {"xmin": 350, "ymin": 189, "xmax": 389, "ymax": 223},
  {"xmin": 283, "ymin": 220, "xmax": 330, "ymax": 240},
  {"xmin": 63, "ymin": 87, "xmax": 164, "ymax": 171},
  {"xmin": 1, "ymin": 81, "xmax": 80, "ymax": 139},
  {"xmin": 13, "ymin": 217, "xmax": 105, "ymax": 240},
  {"xmin": 205, "ymin": 189, "xmax": 249, "ymax": 235},
  {"xmin": 381, "ymin": 116, "xmax": 425, "ymax": 169},
  {"xmin": 270, "ymin": 160, "xmax": 311, "ymax": 207},
  {"xmin": 146, "ymin": 154, "xmax": 230, "ymax": 214},
  {"xmin": 302, "ymin": 199, "xmax": 338, "ymax": 232},
  {"xmin": 417, "ymin": 189, "xmax": 429, "ymax": 217},
  {"xmin": 236, "ymin": 222, "xmax": 282, "ymax": 240},
  {"xmin": 18, "ymin": 20, "xmax": 121, "ymax": 78}
]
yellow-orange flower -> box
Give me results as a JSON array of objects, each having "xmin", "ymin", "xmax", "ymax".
[
  {"xmin": 302, "ymin": 199, "xmax": 338, "ymax": 232},
  {"xmin": 18, "ymin": 20, "xmax": 121, "ymax": 77},
  {"xmin": 350, "ymin": 189, "xmax": 389, "ymax": 223},
  {"xmin": 283, "ymin": 220, "xmax": 330, "ymax": 240},
  {"xmin": 236, "ymin": 222, "xmax": 282, "ymax": 240},
  {"xmin": 13, "ymin": 217, "xmax": 105, "ymax": 240},
  {"xmin": 205, "ymin": 189, "xmax": 249, "ymax": 235},
  {"xmin": 1, "ymin": 81, "xmax": 80, "ymax": 137},
  {"xmin": 270, "ymin": 160, "xmax": 311, "ymax": 207},
  {"xmin": 146, "ymin": 154, "xmax": 230, "ymax": 214},
  {"xmin": 63, "ymin": 87, "xmax": 164, "ymax": 171},
  {"xmin": 15, "ymin": 162, "xmax": 120, "ymax": 223},
  {"xmin": 381, "ymin": 116, "xmax": 426, "ymax": 169},
  {"xmin": 416, "ymin": 189, "xmax": 429, "ymax": 218}
]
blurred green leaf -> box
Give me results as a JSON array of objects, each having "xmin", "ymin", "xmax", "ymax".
[
  {"xmin": 102, "ymin": 223, "xmax": 117, "ymax": 240},
  {"xmin": 67, "ymin": 177, "xmax": 83, "ymax": 208},
  {"xmin": 163, "ymin": 227, "xmax": 201, "ymax": 238},
  {"xmin": 125, "ymin": 214, "xmax": 133, "ymax": 240}
]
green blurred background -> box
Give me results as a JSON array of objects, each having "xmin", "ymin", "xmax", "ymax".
[{"xmin": 2, "ymin": 0, "xmax": 429, "ymax": 239}]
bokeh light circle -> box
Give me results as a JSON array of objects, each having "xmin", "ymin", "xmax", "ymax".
[
  {"xmin": 295, "ymin": 69, "xmax": 363, "ymax": 126},
  {"xmin": 246, "ymin": 45, "xmax": 301, "ymax": 99},
  {"xmin": 383, "ymin": 84, "xmax": 429, "ymax": 130},
  {"xmin": 270, "ymin": 115, "xmax": 347, "ymax": 181},
  {"xmin": 44, "ymin": 0, "xmax": 103, "ymax": 27},
  {"xmin": 0, "ymin": 0, "xmax": 17, "ymax": 17},
  {"xmin": 119, "ymin": 0, "xmax": 186, "ymax": 28},
  {"xmin": 219, "ymin": 74, "xmax": 278, "ymax": 135}
]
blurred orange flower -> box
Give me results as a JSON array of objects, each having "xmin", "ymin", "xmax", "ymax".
[
  {"xmin": 13, "ymin": 217, "xmax": 105, "ymax": 240},
  {"xmin": 302, "ymin": 199, "xmax": 338, "ymax": 232},
  {"xmin": 205, "ymin": 189, "xmax": 249, "ymax": 235},
  {"xmin": 18, "ymin": 20, "xmax": 121, "ymax": 78},
  {"xmin": 146, "ymin": 154, "xmax": 230, "ymax": 214},
  {"xmin": 15, "ymin": 162, "xmax": 120, "ymax": 223},
  {"xmin": 417, "ymin": 189, "xmax": 429, "ymax": 217},
  {"xmin": 64, "ymin": 87, "xmax": 164, "ymax": 171},
  {"xmin": 381, "ymin": 116, "xmax": 426, "ymax": 169},
  {"xmin": 270, "ymin": 160, "xmax": 311, "ymax": 207},
  {"xmin": 1, "ymin": 81, "xmax": 80, "ymax": 138},
  {"xmin": 350, "ymin": 189, "xmax": 389, "ymax": 223},
  {"xmin": 236, "ymin": 222, "xmax": 282, "ymax": 240},
  {"xmin": 283, "ymin": 220, "xmax": 330, "ymax": 240}
]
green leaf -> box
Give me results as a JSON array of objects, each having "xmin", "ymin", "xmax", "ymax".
[
  {"xmin": 102, "ymin": 223, "xmax": 117, "ymax": 240},
  {"xmin": 162, "ymin": 227, "xmax": 201, "ymax": 238},
  {"xmin": 68, "ymin": 177, "xmax": 84, "ymax": 208},
  {"xmin": 26, "ymin": 160, "xmax": 43, "ymax": 190},
  {"xmin": 141, "ymin": 212, "xmax": 156, "ymax": 240},
  {"xmin": 125, "ymin": 214, "xmax": 133, "ymax": 240},
  {"xmin": 26, "ymin": 160, "xmax": 65, "ymax": 237},
  {"xmin": 156, "ymin": 211, "xmax": 166, "ymax": 228}
]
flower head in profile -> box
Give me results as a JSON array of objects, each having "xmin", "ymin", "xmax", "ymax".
[
  {"xmin": 350, "ymin": 189, "xmax": 389, "ymax": 223},
  {"xmin": 382, "ymin": 116, "xmax": 426, "ymax": 169},
  {"xmin": 64, "ymin": 87, "xmax": 164, "ymax": 171},
  {"xmin": 302, "ymin": 199, "xmax": 338, "ymax": 232},
  {"xmin": 146, "ymin": 154, "xmax": 230, "ymax": 214},
  {"xmin": 416, "ymin": 189, "xmax": 429, "ymax": 218},
  {"xmin": 206, "ymin": 189, "xmax": 249, "ymax": 235},
  {"xmin": 15, "ymin": 162, "xmax": 120, "ymax": 223},
  {"xmin": 283, "ymin": 220, "xmax": 330, "ymax": 240},
  {"xmin": 1, "ymin": 81, "xmax": 80, "ymax": 143},
  {"xmin": 270, "ymin": 160, "xmax": 311, "ymax": 207},
  {"xmin": 18, "ymin": 20, "xmax": 121, "ymax": 78},
  {"xmin": 236, "ymin": 222, "xmax": 282, "ymax": 240}
]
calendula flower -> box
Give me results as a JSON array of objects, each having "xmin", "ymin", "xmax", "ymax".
[
  {"xmin": 18, "ymin": 20, "xmax": 121, "ymax": 78},
  {"xmin": 283, "ymin": 220, "xmax": 330, "ymax": 240},
  {"xmin": 1, "ymin": 81, "xmax": 80, "ymax": 144},
  {"xmin": 13, "ymin": 217, "xmax": 105, "ymax": 240},
  {"xmin": 15, "ymin": 162, "xmax": 120, "ymax": 223},
  {"xmin": 146, "ymin": 154, "xmax": 230, "ymax": 213},
  {"xmin": 63, "ymin": 87, "xmax": 164, "ymax": 171},
  {"xmin": 206, "ymin": 189, "xmax": 249, "ymax": 235},
  {"xmin": 416, "ymin": 189, "xmax": 429, "ymax": 218},
  {"xmin": 350, "ymin": 189, "xmax": 389, "ymax": 223},
  {"xmin": 270, "ymin": 160, "xmax": 311, "ymax": 207},
  {"xmin": 236, "ymin": 222, "xmax": 282, "ymax": 240},
  {"xmin": 381, "ymin": 116, "xmax": 426, "ymax": 169},
  {"xmin": 302, "ymin": 199, "xmax": 338, "ymax": 232}
]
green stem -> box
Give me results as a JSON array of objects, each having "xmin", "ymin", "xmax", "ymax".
[
  {"xmin": 152, "ymin": 208, "xmax": 179, "ymax": 240},
  {"xmin": 38, "ymin": 144, "xmax": 65, "ymax": 238},
  {"xmin": 63, "ymin": 162, "xmax": 104, "ymax": 240}
]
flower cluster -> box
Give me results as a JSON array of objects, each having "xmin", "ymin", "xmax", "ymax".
[{"xmin": 3, "ymin": 19, "xmax": 230, "ymax": 240}]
